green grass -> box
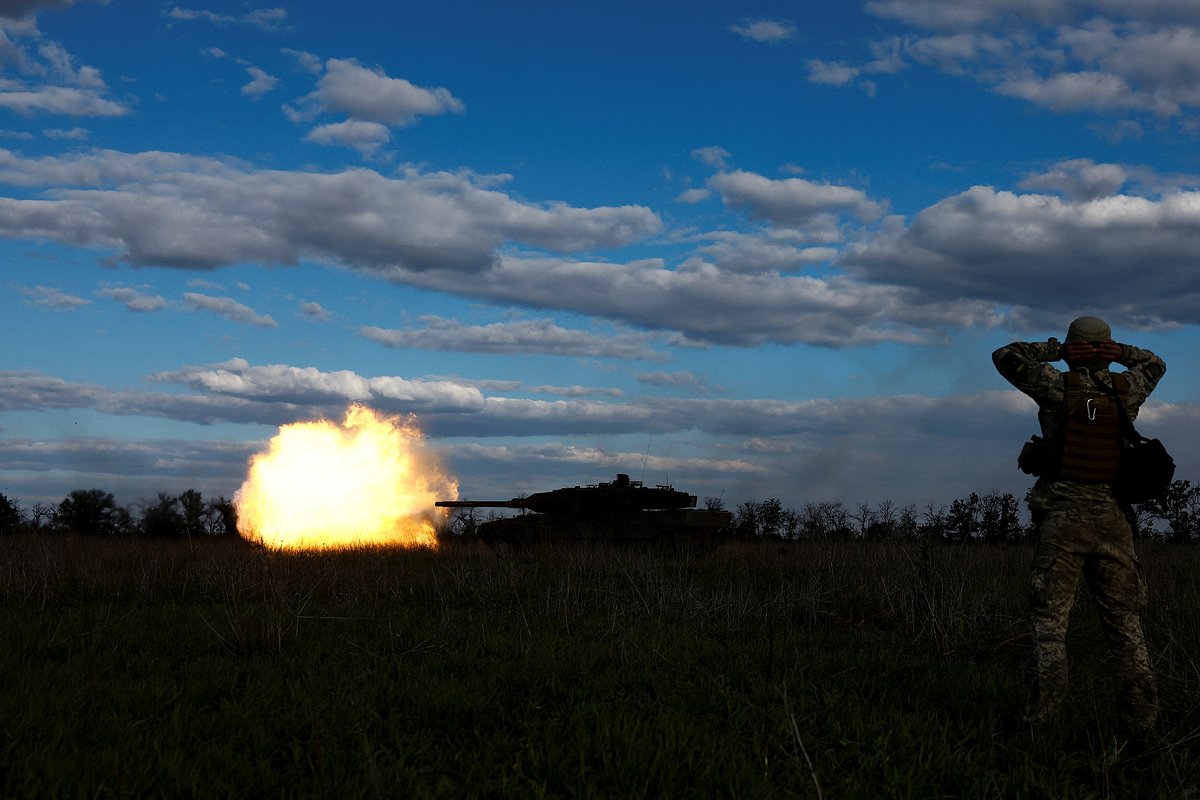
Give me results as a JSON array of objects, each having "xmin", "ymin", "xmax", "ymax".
[{"xmin": 1, "ymin": 534, "xmax": 1197, "ymax": 798}]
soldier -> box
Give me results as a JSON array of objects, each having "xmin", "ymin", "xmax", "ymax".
[{"xmin": 993, "ymin": 316, "xmax": 1165, "ymax": 731}]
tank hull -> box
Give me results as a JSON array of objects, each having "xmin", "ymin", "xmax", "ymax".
[{"xmin": 438, "ymin": 473, "xmax": 732, "ymax": 549}]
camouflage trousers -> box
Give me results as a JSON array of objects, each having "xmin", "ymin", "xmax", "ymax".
[{"xmin": 1027, "ymin": 503, "xmax": 1158, "ymax": 730}]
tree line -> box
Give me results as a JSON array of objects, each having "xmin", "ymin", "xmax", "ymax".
[
  {"xmin": 715, "ymin": 492, "xmax": 1026, "ymax": 542},
  {"xmin": 714, "ymin": 478, "xmax": 1200, "ymax": 543},
  {"xmin": 4, "ymin": 479, "xmax": 1200, "ymax": 543},
  {"xmin": 0, "ymin": 488, "xmax": 236, "ymax": 539}
]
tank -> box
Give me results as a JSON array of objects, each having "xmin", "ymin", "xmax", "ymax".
[{"xmin": 436, "ymin": 473, "xmax": 732, "ymax": 548}]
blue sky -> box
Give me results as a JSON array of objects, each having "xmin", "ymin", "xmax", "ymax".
[{"xmin": 3, "ymin": 0, "xmax": 1200, "ymax": 514}]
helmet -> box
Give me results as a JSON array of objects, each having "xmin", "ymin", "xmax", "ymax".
[
  {"xmin": 1065, "ymin": 316, "xmax": 1113, "ymax": 369},
  {"xmin": 1066, "ymin": 315, "xmax": 1111, "ymax": 343}
]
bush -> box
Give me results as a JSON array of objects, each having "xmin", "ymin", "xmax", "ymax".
[
  {"xmin": 55, "ymin": 489, "xmax": 134, "ymax": 536},
  {"xmin": 0, "ymin": 493, "xmax": 21, "ymax": 534}
]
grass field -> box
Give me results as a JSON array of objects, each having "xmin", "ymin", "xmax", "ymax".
[{"xmin": 1, "ymin": 533, "xmax": 1197, "ymax": 798}]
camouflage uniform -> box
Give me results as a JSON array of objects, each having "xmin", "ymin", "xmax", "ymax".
[{"xmin": 992, "ymin": 334, "xmax": 1165, "ymax": 730}]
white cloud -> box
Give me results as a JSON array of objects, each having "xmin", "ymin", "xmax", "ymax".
[
  {"xmin": 0, "ymin": 20, "xmax": 126, "ymax": 117},
  {"xmin": 0, "ymin": 149, "xmax": 248, "ymax": 187},
  {"xmin": 360, "ymin": 316, "xmax": 667, "ymax": 361},
  {"xmin": 0, "ymin": 149, "xmax": 661, "ymax": 272},
  {"xmin": 398, "ymin": 254, "xmax": 999, "ymax": 347},
  {"xmin": 869, "ymin": 0, "xmax": 1200, "ymax": 29},
  {"xmin": 282, "ymin": 48, "xmax": 322, "ymax": 75},
  {"xmin": 865, "ymin": 0, "xmax": 1071, "ymax": 30},
  {"xmin": 1018, "ymin": 158, "xmax": 1127, "ymax": 201},
  {"xmin": 4, "ymin": 147, "xmax": 1195, "ymax": 350},
  {"xmin": 288, "ymin": 57, "xmax": 464, "ymax": 130},
  {"xmin": 729, "ymin": 19, "xmax": 796, "ymax": 43},
  {"xmin": 304, "ymin": 119, "xmax": 390, "ymax": 156},
  {"xmin": 996, "ymin": 70, "xmax": 1175, "ymax": 115},
  {"xmin": 98, "ymin": 285, "xmax": 168, "ymax": 312},
  {"xmin": 445, "ymin": 440, "xmax": 765, "ymax": 488},
  {"xmin": 183, "ymin": 292, "xmax": 277, "ymax": 327},
  {"xmin": 1053, "ymin": 20, "xmax": 1200, "ymax": 114},
  {"xmin": 18, "ymin": 283, "xmax": 88, "ymax": 309},
  {"xmin": 185, "ymin": 277, "xmax": 222, "ymax": 291},
  {"xmin": 806, "ymin": 60, "xmax": 861, "ymax": 87},
  {"xmin": 690, "ymin": 145, "xmax": 731, "ymax": 168},
  {"xmin": 675, "ymin": 188, "xmax": 712, "ymax": 204},
  {"xmin": 166, "ymin": 6, "xmax": 288, "ymax": 31},
  {"xmin": 36, "ymin": 39, "xmax": 101, "ymax": 87},
  {"xmin": 709, "ymin": 169, "xmax": 885, "ymax": 227},
  {"xmin": 838, "ymin": 4, "xmax": 1200, "ymax": 121},
  {"xmin": 7, "ymin": 148, "xmax": 1197, "ymax": 350},
  {"xmin": 0, "ymin": 84, "xmax": 126, "ymax": 116},
  {"xmin": 526, "ymin": 384, "xmax": 623, "ymax": 398},
  {"xmin": 240, "ymin": 66, "xmax": 278, "ymax": 98},
  {"xmin": 43, "ymin": 125, "xmax": 87, "ymax": 140},
  {"xmin": 903, "ymin": 31, "xmax": 1015, "ymax": 76},
  {"xmin": 635, "ymin": 370, "xmax": 718, "ymax": 393},
  {"xmin": 844, "ymin": 181, "xmax": 1200, "ymax": 327},
  {"xmin": 0, "ymin": 142, "xmax": 1002, "ymax": 348},
  {"xmin": 297, "ymin": 301, "xmax": 330, "ymax": 321},
  {"xmin": 694, "ymin": 231, "xmax": 839, "ymax": 273},
  {"xmin": 152, "ymin": 358, "xmax": 485, "ymax": 412}
]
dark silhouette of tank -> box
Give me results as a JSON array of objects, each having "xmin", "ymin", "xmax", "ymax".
[{"xmin": 436, "ymin": 473, "xmax": 731, "ymax": 547}]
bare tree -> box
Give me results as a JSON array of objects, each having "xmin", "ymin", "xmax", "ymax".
[
  {"xmin": 179, "ymin": 489, "xmax": 206, "ymax": 542},
  {"xmin": 801, "ymin": 501, "xmax": 850, "ymax": 540},
  {"xmin": 921, "ymin": 502, "xmax": 947, "ymax": 540},
  {"xmin": 205, "ymin": 497, "xmax": 238, "ymax": 536},
  {"xmin": 852, "ymin": 502, "xmax": 876, "ymax": 539},
  {"xmin": 898, "ymin": 504, "xmax": 919, "ymax": 539},
  {"xmin": 868, "ymin": 499, "xmax": 897, "ymax": 539},
  {"xmin": 29, "ymin": 503, "xmax": 54, "ymax": 530}
]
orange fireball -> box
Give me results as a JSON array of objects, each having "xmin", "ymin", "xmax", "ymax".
[{"xmin": 234, "ymin": 404, "xmax": 456, "ymax": 550}]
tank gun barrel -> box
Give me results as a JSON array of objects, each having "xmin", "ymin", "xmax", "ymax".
[{"xmin": 436, "ymin": 499, "xmax": 528, "ymax": 509}]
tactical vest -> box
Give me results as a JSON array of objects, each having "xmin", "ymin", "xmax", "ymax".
[{"xmin": 1056, "ymin": 372, "xmax": 1127, "ymax": 483}]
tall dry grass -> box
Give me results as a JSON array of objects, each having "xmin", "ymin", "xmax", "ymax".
[{"xmin": 2, "ymin": 532, "xmax": 1198, "ymax": 797}]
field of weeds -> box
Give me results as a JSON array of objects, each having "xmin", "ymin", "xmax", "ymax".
[{"xmin": 1, "ymin": 533, "xmax": 1197, "ymax": 798}]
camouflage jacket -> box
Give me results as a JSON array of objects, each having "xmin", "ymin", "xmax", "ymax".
[{"xmin": 992, "ymin": 339, "xmax": 1166, "ymax": 509}]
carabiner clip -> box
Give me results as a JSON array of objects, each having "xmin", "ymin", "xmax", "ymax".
[{"xmin": 1085, "ymin": 397, "xmax": 1097, "ymax": 421}]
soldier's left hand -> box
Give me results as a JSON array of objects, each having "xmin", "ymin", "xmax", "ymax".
[{"xmin": 1094, "ymin": 340, "xmax": 1124, "ymax": 363}]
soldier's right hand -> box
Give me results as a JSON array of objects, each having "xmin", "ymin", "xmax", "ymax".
[{"xmin": 1060, "ymin": 340, "xmax": 1097, "ymax": 363}]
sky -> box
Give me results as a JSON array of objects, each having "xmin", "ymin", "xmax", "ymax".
[{"xmin": 3, "ymin": 0, "xmax": 1200, "ymax": 516}]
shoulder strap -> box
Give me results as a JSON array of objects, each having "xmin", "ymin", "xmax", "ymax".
[
  {"xmin": 1092, "ymin": 371, "xmax": 1136, "ymax": 439},
  {"xmin": 1111, "ymin": 371, "xmax": 1128, "ymax": 396},
  {"xmin": 1061, "ymin": 371, "xmax": 1081, "ymax": 416}
]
